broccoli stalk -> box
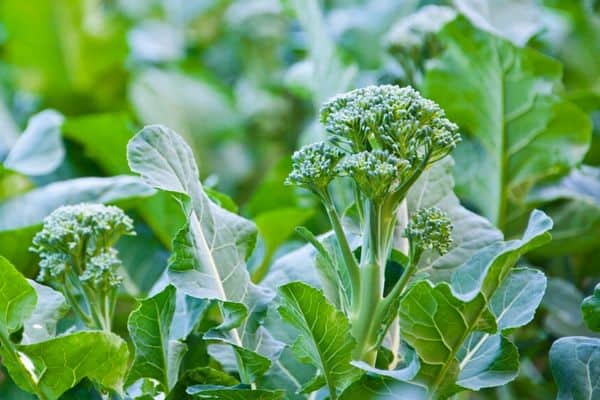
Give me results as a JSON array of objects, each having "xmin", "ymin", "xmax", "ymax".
[
  {"xmin": 30, "ymin": 203, "xmax": 134, "ymax": 332},
  {"xmin": 286, "ymin": 85, "xmax": 459, "ymax": 364}
]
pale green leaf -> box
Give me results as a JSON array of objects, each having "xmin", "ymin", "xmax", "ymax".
[
  {"xmin": 528, "ymin": 166, "xmax": 600, "ymax": 256},
  {"xmin": 3, "ymin": 110, "xmax": 64, "ymax": 176},
  {"xmin": 456, "ymin": 333, "xmax": 519, "ymax": 390},
  {"xmin": 22, "ymin": 280, "xmax": 68, "ymax": 344},
  {"xmin": 490, "ymin": 267, "xmax": 546, "ymax": 330},
  {"xmin": 550, "ymin": 337, "xmax": 600, "ymax": 400}
]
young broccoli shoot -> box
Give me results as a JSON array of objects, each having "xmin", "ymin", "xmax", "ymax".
[
  {"xmin": 31, "ymin": 203, "xmax": 134, "ymax": 331},
  {"xmin": 286, "ymin": 84, "xmax": 460, "ymax": 364},
  {"xmin": 404, "ymin": 207, "xmax": 453, "ymax": 259}
]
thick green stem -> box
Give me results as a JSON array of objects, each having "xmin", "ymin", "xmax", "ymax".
[{"xmin": 351, "ymin": 262, "xmax": 381, "ymax": 364}]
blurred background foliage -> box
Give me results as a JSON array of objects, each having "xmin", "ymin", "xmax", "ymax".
[{"xmin": 0, "ymin": 0, "xmax": 599, "ymax": 398}]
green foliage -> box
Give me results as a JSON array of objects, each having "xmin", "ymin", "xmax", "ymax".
[
  {"xmin": 0, "ymin": 257, "xmax": 129, "ymax": 400},
  {"xmin": 0, "ymin": 1, "xmax": 599, "ymax": 398}
]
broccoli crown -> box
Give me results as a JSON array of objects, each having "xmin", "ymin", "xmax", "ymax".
[
  {"xmin": 336, "ymin": 150, "xmax": 411, "ymax": 200},
  {"xmin": 320, "ymin": 85, "xmax": 460, "ymax": 164},
  {"xmin": 285, "ymin": 141, "xmax": 345, "ymax": 192},
  {"xmin": 31, "ymin": 203, "xmax": 134, "ymax": 288},
  {"xmin": 404, "ymin": 207, "xmax": 452, "ymax": 255}
]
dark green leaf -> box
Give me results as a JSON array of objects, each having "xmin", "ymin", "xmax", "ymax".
[{"xmin": 550, "ymin": 337, "xmax": 600, "ymax": 400}]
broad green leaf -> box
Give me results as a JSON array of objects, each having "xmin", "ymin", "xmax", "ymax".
[
  {"xmin": 450, "ymin": 210, "xmax": 552, "ymax": 302},
  {"xmin": 399, "ymin": 281, "xmax": 496, "ymax": 396},
  {"xmin": 399, "ymin": 211, "xmax": 550, "ymax": 397},
  {"xmin": 3, "ymin": 110, "xmax": 64, "ymax": 176},
  {"xmin": 278, "ymin": 282, "xmax": 359, "ymax": 399},
  {"xmin": 0, "ymin": 175, "xmax": 154, "ymax": 231},
  {"xmin": 352, "ymin": 344, "xmax": 420, "ymax": 382},
  {"xmin": 407, "ymin": 157, "xmax": 502, "ymax": 280},
  {"xmin": 129, "ymin": 69, "xmax": 240, "ymax": 143},
  {"xmin": 187, "ymin": 385, "xmax": 285, "ymax": 399},
  {"xmin": 528, "ymin": 166, "xmax": 600, "ymax": 256},
  {"xmin": 550, "ymin": 337, "xmax": 600, "ymax": 400},
  {"xmin": 452, "ymin": 0, "xmax": 545, "ymax": 46},
  {"xmin": 166, "ymin": 367, "xmax": 239, "ymax": 400},
  {"xmin": 2, "ymin": 332, "xmax": 130, "ymax": 400},
  {"xmin": 490, "ymin": 267, "xmax": 546, "ymax": 330},
  {"xmin": 0, "ymin": 257, "xmax": 129, "ymax": 400},
  {"xmin": 543, "ymin": 278, "xmax": 599, "ymax": 338},
  {"xmin": 582, "ymin": 283, "xmax": 600, "ymax": 332},
  {"xmin": 456, "ymin": 333, "xmax": 519, "ymax": 390},
  {"xmin": 127, "ymin": 285, "xmax": 187, "ymax": 392},
  {"xmin": 127, "ymin": 125, "xmax": 276, "ymax": 383},
  {"xmin": 22, "ymin": 280, "xmax": 68, "ymax": 344},
  {"xmin": 423, "ymin": 16, "xmax": 591, "ymax": 227},
  {"xmin": 339, "ymin": 375, "xmax": 427, "ymax": 400}
]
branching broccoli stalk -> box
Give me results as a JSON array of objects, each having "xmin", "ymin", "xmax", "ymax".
[
  {"xmin": 286, "ymin": 85, "xmax": 460, "ymax": 364},
  {"xmin": 30, "ymin": 203, "xmax": 134, "ymax": 332}
]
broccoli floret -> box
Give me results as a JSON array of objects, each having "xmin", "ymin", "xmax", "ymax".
[
  {"xmin": 404, "ymin": 207, "xmax": 453, "ymax": 256},
  {"xmin": 285, "ymin": 141, "xmax": 345, "ymax": 194},
  {"xmin": 31, "ymin": 203, "xmax": 134, "ymax": 289},
  {"xmin": 336, "ymin": 150, "xmax": 411, "ymax": 201},
  {"xmin": 320, "ymin": 85, "xmax": 460, "ymax": 165}
]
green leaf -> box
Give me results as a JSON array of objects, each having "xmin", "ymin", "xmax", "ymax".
[
  {"xmin": 339, "ymin": 375, "xmax": 427, "ymax": 400},
  {"xmin": 528, "ymin": 166, "xmax": 600, "ymax": 256},
  {"xmin": 543, "ymin": 278, "xmax": 599, "ymax": 338},
  {"xmin": 166, "ymin": 367, "xmax": 239, "ymax": 400},
  {"xmin": 187, "ymin": 385, "xmax": 285, "ymax": 399},
  {"xmin": 0, "ymin": 257, "xmax": 129, "ymax": 400},
  {"xmin": 0, "ymin": 256, "xmax": 36, "ymax": 332},
  {"xmin": 2, "ymin": 332, "xmax": 130, "ymax": 400},
  {"xmin": 423, "ymin": 16, "xmax": 591, "ymax": 227},
  {"xmin": 456, "ymin": 333, "xmax": 519, "ymax": 390},
  {"xmin": 399, "ymin": 211, "xmax": 551, "ymax": 397},
  {"xmin": 450, "ymin": 210, "xmax": 552, "ymax": 302},
  {"xmin": 127, "ymin": 125, "xmax": 276, "ymax": 384},
  {"xmin": 277, "ymin": 282, "xmax": 359, "ymax": 399},
  {"xmin": 490, "ymin": 267, "xmax": 547, "ymax": 331},
  {"xmin": 0, "ymin": 175, "xmax": 154, "ymax": 231},
  {"xmin": 127, "ymin": 285, "xmax": 187, "ymax": 392},
  {"xmin": 22, "ymin": 280, "xmax": 69, "ymax": 344},
  {"xmin": 582, "ymin": 283, "xmax": 600, "ymax": 332},
  {"xmin": 550, "ymin": 337, "xmax": 600, "ymax": 400},
  {"xmin": 3, "ymin": 110, "xmax": 64, "ymax": 176},
  {"xmin": 407, "ymin": 157, "xmax": 502, "ymax": 280}
]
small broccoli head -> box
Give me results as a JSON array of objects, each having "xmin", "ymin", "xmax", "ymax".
[
  {"xmin": 336, "ymin": 150, "xmax": 411, "ymax": 201},
  {"xmin": 320, "ymin": 85, "xmax": 460, "ymax": 165},
  {"xmin": 285, "ymin": 141, "xmax": 345, "ymax": 194},
  {"xmin": 404, "ymin": 207, "xmax": 452, "ymax": 256},
  {"xmin": 31, "ymin": 203, "xmax": 134, "ymax": 289}
]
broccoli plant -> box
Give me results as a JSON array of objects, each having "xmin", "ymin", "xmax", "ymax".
[
  {"xmin": 30, "ymin": 203, "xmax": 134, "ymax": 331},
  {"xmin": 281, "ymin": 85, "xmax": 552, "ymax": 399},
  {"xmin": 285, "ymin": 85, "xmax": 460, "ymax": 364}
]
